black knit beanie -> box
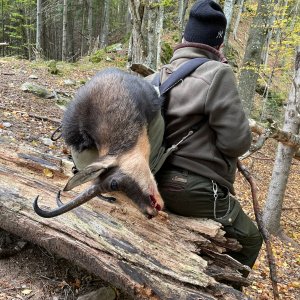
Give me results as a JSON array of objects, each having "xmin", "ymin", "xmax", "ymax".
[{"xmin": 184, "ymin": 0, "xmax": 227, "ymax": 47}]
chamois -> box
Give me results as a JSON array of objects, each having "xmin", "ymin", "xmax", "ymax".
[{"xmin": 33, "ymin": 68, "xmax": 164, "ymax": 218}]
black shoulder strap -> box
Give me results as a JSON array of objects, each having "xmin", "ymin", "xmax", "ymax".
[
  {"xmin": 159, "ymin": 57, "xmax": 210, "ymax": 95},
  {"xmin": 149, "ymin": 58, "xmax": 211, "ymax": 174}
]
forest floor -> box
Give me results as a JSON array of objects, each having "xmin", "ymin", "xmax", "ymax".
[{"xmin": 0, "ymin": 58, "xmax": 299, "ymax": 300}]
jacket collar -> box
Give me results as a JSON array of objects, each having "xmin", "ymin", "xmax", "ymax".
[{"xmin": 172, "ymin": 42, "xmax": 227, "ymax": 63}]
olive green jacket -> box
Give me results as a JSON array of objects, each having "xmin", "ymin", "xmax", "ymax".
[{"xmin": 159, "ymin": 42, "xmax": 251, "ymax": 194}]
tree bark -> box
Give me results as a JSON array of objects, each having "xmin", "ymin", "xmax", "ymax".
[
  {"xmin": 178, "ymin": 0, "xmax": 189, "ymax": 40},
  {"xmin": 128, "ymin": 0, "xmax": 146, "ymax": 66},
  {"xmin": 25, "ymin": 7, "xmax": 32, "ymax": 60},
  {"xmin": 249, "ymin": 119, "xmax": 300, "ymax": 149},
  {"xmin": 67, "ymin": 3, "xmax": 75, "ymax": 61},
  {"xmin": 223, "ymin": 0, "xmax": 235, "ymax": 51},
  {"xmin": 99, "ymin": 0, "xmax": 110, "ymax": 49},
  {"xmin": 146, "ymin": 0, "xmax": 164, "ymax": 70},
  {"xmin": 36, "ymin": 0, "xmax": 42, "ymax": 60},
  {"xmin": 240, "ymin": 118, "xmax": 300, "ymax": 161},
  {"xmin": 128, "ymin": 0, "xmax": 164, "ymax": 70},
  {"xmin": 261, "ymin": 0, "xmax": 280, "ymax": 68},
  {"xmin": 0, "ymin": 140, "xmax": 250, "ymax": 300},
  {"xmin": 1, "ymin": 0, "xmax": 4, "ymax": 57},
  {"xmin": 262, "ymin": 46, "xmax": 300, "ymax": 234},
  {"xmin": 80, "ymin": 1, "xmax": 86, "ymax": 58},
  {"xmin": 233, "ymin": 0, "xmax": 245, "ymax": 40},
  {"xmin": 238, "ymin": 0, "xmax": 272, "ymax": 117},
  {"xmin": 62, "ymin": 0, "xmax": 68, "ymax": 61},
  {"xmin": 87, "ymin": 0, "xmax": 93, "ymax": 52}
]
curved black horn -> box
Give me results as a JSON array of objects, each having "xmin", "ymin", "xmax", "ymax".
[{"xmin": 33, "ymin": 184, "xmax": 101, "ymax": 218}]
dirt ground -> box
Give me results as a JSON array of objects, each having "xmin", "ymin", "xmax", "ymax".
[
  {"xmin": 0, "ymin": 58, "xmax": 300, "ymax": 300},
  {"xmin": 0, "ymin": 241, "xmax": 123, "ymax": 300}
]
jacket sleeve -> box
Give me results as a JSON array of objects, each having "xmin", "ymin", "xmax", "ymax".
[{"xmin": 204, "ymin": 65, "xmax": 252, "ymax": 157}]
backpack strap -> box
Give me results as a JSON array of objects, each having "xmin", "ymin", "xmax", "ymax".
[
  {"xmin": 150, "ymin": 58, "xmax": 210, "ymax": 174},
  {"xmin": 159, "ymin": 57, "xmax": 210, "ymax": 95},
  {"xmin": 158, "ymin": 56, "xmax": 210, "ymax": 136}
]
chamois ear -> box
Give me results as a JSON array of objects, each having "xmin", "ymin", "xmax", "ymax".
[{"xmin": 64, "ymin": 158, "xmax": 117, "ymax": 191}]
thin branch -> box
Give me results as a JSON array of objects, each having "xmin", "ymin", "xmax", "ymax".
[
  {"xmin": 250, "ymin": 156, "xmax": 274, "ymax": 161},
  {"xmin": 0, "ymin": 104, "xmax": 61, "ymax": 125},
  {"xmin": 282, "ymin": 207, "xmax": 300, "ymax": 210},
  {"xmin": 240, "ymin": 119, "xmax": 300, "ymax": 161},
  {"xmin": 249, "ymin": 119, "xmax": 300, "ymax": 148},
  {"xmin": 237, "ymin": 160, "xmax": 280, "ymax": 300}
]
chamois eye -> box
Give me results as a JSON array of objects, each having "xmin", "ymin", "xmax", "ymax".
[{"xmin": 110, "ymin": 179, "xmax": 118, "ymax": 191}]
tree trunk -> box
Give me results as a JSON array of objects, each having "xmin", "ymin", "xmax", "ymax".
[
  {"xmin": 262, "ymin": 46, "xmax": 300, "ymax": 234},
  {"xmin": 238, "ymin": 0, "xmax": 272, "ymax": 117},
  {"xmin": 62, "ymin": 0, "xmax": 68, "ymax": 61},
  {"xmin": 233, "ymin": 0, "xmax": 245, "ymax": 40},
  {"xmin": 36, "ymin": 0, "xmax": 42, "ymax": 60},
  {"xmin": 1, "ymin": 0, "xmax": 4, "ymax": 56},
  {"xmin": 67, "ymin": 2, "xmax": 75, "ymax": 61},
  {"xmin": 25, "ymin": 7, "xmax": 32, "ymax": 60},
  {"xmin": 87, "ymin": 0, "xmax": 93, "ymax": 52},
  {"xmin": 146, "ymin": 0, "xmax": 164, "ymax": 70},
  {"xmin": 99, "ymin": 0, "xmax": 110, "ymax": 49},
  {"xmin": 128, "ymin": 0, "xmax": 146, "ymax": 65},
  {"xmin": 0, "ymin": 139, "xmax": 250, "ymax": 300},
  {"xmin": 223, "ymin": 0, "xmax": 235, "ymax": 51},
  {"xmin": 80, "ymin": 1, "xmax": 86, "ymax": 58},
  {"xmin": 128, "ymin": 0, "xmax": 163, "ymax": 70},
  {"xmin": 261, "ymin": 0, "xmax": 277, "ymax": 67},
  {"xmin": 155, "ymin": 4, "xmax": 164, "ymax": 69},
  {"xmin": 178, "ymin": 0, "xmax": 189, "ymax": 39}
]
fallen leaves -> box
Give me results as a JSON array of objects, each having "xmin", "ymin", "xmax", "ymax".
[
  {"xmin": 43, "ymin": 168, "xmax": 54, "ymax": 178},
  {"xmin": 236, "ymin": 143, "xmax": 300, "ymax": 300},
  {"xmin": 21, "ymin": 288, "xmax": 32, "ymax": 295}
]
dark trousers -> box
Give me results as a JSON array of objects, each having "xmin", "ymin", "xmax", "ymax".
[{"xmin": 156, "ymin": 167, "xmax": 263, "ymax": 269}]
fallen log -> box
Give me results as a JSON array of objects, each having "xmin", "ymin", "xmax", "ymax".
[{"xmin": 0, "ymin": 139, "xmax": 250, "ymax": 299}]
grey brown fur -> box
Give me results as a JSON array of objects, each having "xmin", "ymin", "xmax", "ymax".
[
  {"xmin": 33, "ymin": 68, "xmax": 165, "ymax": 218},
  {"xmin": 62, "ymin": 68, "xmax": 162, "ymax": 154}
]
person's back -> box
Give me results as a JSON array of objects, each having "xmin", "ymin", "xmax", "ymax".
[
  {"xmin": 160, "ymin": 48, "xmax": 251, "ymax": 194},
  {"xmin": 156, "ymin": 0, "xmax": 262, "ymax": 272}
]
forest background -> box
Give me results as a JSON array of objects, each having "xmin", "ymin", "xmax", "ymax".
[{"xmin": 0, "ymin": 0, "xmax": 300, "ymax": 299}]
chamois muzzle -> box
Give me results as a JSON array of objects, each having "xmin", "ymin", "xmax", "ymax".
[{"xmin": 33, "ymin": 160, "xmax": 163, "ymax": 219}]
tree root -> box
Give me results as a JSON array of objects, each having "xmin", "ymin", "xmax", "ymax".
[{"xmin": 276, "ymin": 228, "xmax": 300, "ymax": 248}]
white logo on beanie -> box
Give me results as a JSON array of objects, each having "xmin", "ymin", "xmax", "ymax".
[{"xmin": 216, "ymin": 30, "xmax": 224, "ymax": 38}]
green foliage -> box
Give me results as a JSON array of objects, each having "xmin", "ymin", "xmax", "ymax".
[
  {"xmin": 161, "ymin": 0, "xmax": 174, "ymax": 7},
  {"xmin": 224, "ymin": 44, "xmax": 239, "ymax": 69},
  {"xmin": 160, "ymin": 41, "xmax": 173, "ymax": 65},
  {"xmin": 256, "ymin": 79, "xmax": 287, "ymax": 122},
  {"xmin": 89, "ymin": 49, "xmax": 106, "ymax": 63},
  {"xmin": 48, "ymin": 60, "xmax": 61, "ymax": 75},
  {"xmin": 1, "ymin": 0, "xmax": 36, "ymax": 57},
  {"xmin": 242, "ymin": 1, "xmax": 258, "ymax": 17},
  {"xmin": 238, "ymin": 0, "xmax": 300, "ymax": 120},
  {"xmin": 79, "ymin": 79, "xmax": 87, "ymax": 85},
  {"xmin": 89, "ymin": 44, "xmax": 127, "ymax": 67},
  {"xmin": 264, "ymin": 91, "xmax": 286, "ymax": 121}
]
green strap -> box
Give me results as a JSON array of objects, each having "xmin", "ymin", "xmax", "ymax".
[{"xmin": 151, "ymin": 145, "xmax": 176, "ymax": 174}]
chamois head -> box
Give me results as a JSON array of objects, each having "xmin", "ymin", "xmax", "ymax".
[{"xmin": 33, "ymin": 68, "xmax": 164, "ymax": 218}]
